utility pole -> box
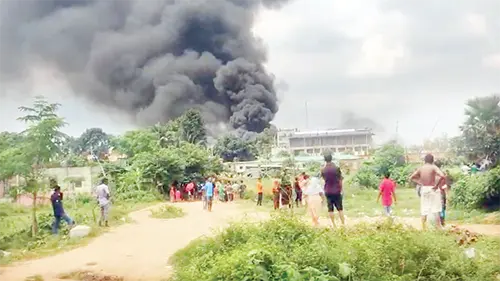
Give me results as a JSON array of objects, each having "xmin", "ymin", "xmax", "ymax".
[
  {"xmin": 395, "ymin": 120, "xmax": 399, "ymax": 143},
  {"xmin": 305, "ymin": 101, "xmax": 309, "ymax": 129}
]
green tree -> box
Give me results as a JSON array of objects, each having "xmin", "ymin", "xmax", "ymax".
[
  {"xmin": 254, "ymin": 128, "xmax": 275, "ymax": 159},
  {"xmin": 371, "ymin": 142, "xmax": 406, "ymax": 175},
  {"xmin": 76, "ymin": 127, "xmax": 110, "ymax": 156},
  {"xmin": 213, "ymin": 135, "xmax": 256, "ymax": 162},
  {"xmin": 460, "ymin": 94, "xmax": 500, "ymax": 162},
  {"xmin": 0, "ymin": 131, "xmax": 24, "ymax": 151},
  {"xmin": 113, "ymin": 129, "xmax": 160, "ymax": 157},
  {"xmin": 179, "ymin": 109, "xmax": 207, "ymax": 145},
  {"xmin": 16, "ymin": 96, "xmax": 67, "ymax": 235}
]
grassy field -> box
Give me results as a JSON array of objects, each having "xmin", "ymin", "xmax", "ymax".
[
  {"xmin": 240, "ymin": 178, "xmax": 500, "ymax": 224},
  {"xmin": 0, "ymin": 197, "xmax": 158, "ymax": 265}
]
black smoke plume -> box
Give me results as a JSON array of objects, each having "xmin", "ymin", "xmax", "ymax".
[
  {"xmin": 339, "ymin": 111, "xmax": 385, "ymax": 133},
  {"xmin": 0, "ymin": 0, "xmax": 287, "ymax": 133}
]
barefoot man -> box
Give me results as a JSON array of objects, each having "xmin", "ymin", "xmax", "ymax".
[
  {"xmin": 321, "ymin": 153, "xmax": 345, "ymax": 228},
  {"xmin": 409, "ymin": 154, "xmax": 445, "ymax": 230}
]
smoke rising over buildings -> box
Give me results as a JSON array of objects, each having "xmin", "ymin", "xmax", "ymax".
[
  {"xmin": 339, "ymin": 111, "xmax": 385, "ymax": 133},
  {"xmin": 0, "ymin": 0, "xmax": 288, "ymax": 133}
]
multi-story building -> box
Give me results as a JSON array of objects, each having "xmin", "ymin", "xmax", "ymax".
[
  {"xmin": 275, "ymin": 128, "xmax": 299, "ymax": 149},
  {"xmin": 282, "ymin": 128, "xmax": 374, "ymax": 156}
]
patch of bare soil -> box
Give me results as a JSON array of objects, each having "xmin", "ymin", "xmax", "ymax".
[
  {"xmin": 0, "ymin": 202, "xmax": 263, "ymax": 281},
  {"xmin": 57, "ymin": 270, "xmax": 123, "ymax": 281}
]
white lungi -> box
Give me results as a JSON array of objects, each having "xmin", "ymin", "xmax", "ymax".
[{"xmin": 420, "ymin": 186, "xmax": 442, "ymax": 216}]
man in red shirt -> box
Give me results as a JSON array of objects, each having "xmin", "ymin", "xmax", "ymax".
[{"xmin": 377, "ymin": 172, "xmax": 397, "ymax": 216}]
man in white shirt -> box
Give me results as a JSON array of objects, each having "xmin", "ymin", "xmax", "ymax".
[{"xmin": 95, "ymin": 178, "xmax": 111, "ymax": 227}]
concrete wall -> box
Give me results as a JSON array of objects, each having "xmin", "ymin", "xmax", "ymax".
[{"xmin": 44, "ymin": 166, "xmax": 102, "ymax": 194}]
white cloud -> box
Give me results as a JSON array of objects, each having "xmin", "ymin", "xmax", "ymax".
[
  {"xmin": 347, "ymin": 33, "xmax": 408, "ymax": 77},
  {"xmin": 482, "ymin": 52, "xmax": 500, "ymax": 69},
  {"xmin": 464, "ymin": 13, "xmax": 488, "ymax": 36}
]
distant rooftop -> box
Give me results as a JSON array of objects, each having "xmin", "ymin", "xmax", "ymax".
[{"xmin": 289, "ymin": 128, "xmax": 373, "ymax": 138}]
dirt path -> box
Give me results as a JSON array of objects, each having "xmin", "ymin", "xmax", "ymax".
[
  {"xmin": 1, "ymin": 203, "xmax": 498, "ymax": 281},
  {"xmin": 0, "ymin": 202, "xmax": 268, "ymax": 281}
]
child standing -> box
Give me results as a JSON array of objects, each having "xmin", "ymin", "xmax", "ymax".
[{"xmin": 377, "ymin": 172, "xmax": 397, "ymax": 216}]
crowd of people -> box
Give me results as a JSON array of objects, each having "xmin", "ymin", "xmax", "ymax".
[
  {"xmin": 253, "ymin": 152, "xmax": 450, "ymax": 230},
  {"xmin": 47, "ymin": 152, "xmax": 451, "ymax": 233},
  {"xmin": 167, "ymin": 178, "xmax": 247, "ymax": 212}
]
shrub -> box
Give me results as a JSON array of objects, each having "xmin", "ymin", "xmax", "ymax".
[
  {"xmin": 390, "ymin": 164, "xmax": 416, "ymax": 187},
  {"xmin": 114, "ymin": 190, "xmax": 160, "ymax": 202},
  {"xmin": 169, "ymin": 215, "xmax": 500, "ymax": 281},
  {"xmin": 452, "ymin": 167, "xmax": 500, "ymax": 210},
  {"xmin": 349, "ymin": 165, "xmax": 379, "ymax": 189},
  {"xmin": 150, "ymin": 205, "xmax": 184, "ymax": 219}
]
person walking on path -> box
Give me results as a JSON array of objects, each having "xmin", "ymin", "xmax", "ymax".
[
  {"xmin": 294, "ymin": 176, "xmax": 303, "ymax": 207},
  {"xmin": 256, "ymin": 177, "xmax": 263, "ymax": 206},
  {"xmin": 50, "ymin": 180, "xmax": 75, "ymax": 234},
  {"xmin": 96, "ymin": 178, "xmax": 111, "ymax": 227},
  {"xmin": 410, "ymin": 153, "xmax": 446, "ymax": 230},
  {"xmin": 202, "ymin": 177, "xmax": 215, "ymax": 212},
  {"xmin": 377, "ymin": 172, "xmax": 397, "ymax": 217},
  {"xmin": 321, "ymin": 153, "xmax": 345, "ymax": 228},
  {"xmin": 303, "ymin": 174, "xmax": 323, "ymax": 226}
]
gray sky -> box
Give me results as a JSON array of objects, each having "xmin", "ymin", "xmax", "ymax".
[{"xmin": 1, "ymin": 0, "xmax": 499, "ymax": 144}]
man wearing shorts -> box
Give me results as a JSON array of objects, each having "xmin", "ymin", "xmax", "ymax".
[
  {"xmin": 321, "ymin": 153, "xmax": 345, "ymax": 228},
  {"xmin": 410, "ymin": 154, "xmax": 445, "ymax": 230},
  {"xmin": 95, "ymin": 178, "xmax": 111, "ymax": 227}
]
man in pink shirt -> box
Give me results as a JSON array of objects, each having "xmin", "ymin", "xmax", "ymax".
[
  {"xmin": 377, "ymin": 172, "xmax": 397, "ymax": 216},
  {"xmin": 186, "ymin": 181, "xmax": 195, "ymax": 201}
]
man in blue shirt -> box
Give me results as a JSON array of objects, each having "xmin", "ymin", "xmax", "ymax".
[
  {"xmin": 202, "ymin": 177, "xmax": 214, "ymax": 212},
  {"xmin": 50, "ymin": 181, "xmax": 75, "ymax": 234}
]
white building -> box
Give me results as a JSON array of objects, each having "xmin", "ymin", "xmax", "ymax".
[
  {"xmin": 276, "ymin": 128, "xmax": 299, "ymax": 149},
  {"xmin": 278, "ymin": 128, "xmax": 374, "ymax": 156}
]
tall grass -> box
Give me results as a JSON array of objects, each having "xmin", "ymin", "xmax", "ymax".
[{"xmin": 169, "ymin": 215, "xmax": 500, "ymax": 281}]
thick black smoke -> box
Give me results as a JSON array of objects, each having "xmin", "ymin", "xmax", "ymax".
[
  {"xmin": 339, "ymin": 111, "xmax": 385, "ymax": 133},
  {"xmin": 0, "ymin": 0, "xmax": 287, "ymax": 133}
]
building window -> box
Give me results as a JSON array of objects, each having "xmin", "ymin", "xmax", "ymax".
[{"xmin": 74, "ymin": 180, "xmax": 83, "ymax": 188}]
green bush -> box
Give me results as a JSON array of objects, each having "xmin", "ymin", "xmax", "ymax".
[
  {"xmin": 114, "ymin": 190, "xmax": 161, "ymax": 202},
  {"xmin": 169, "ymin": 215, "xmax": 500, "ymax": 281},
  {"xmin": 390, "ymin": 164, "xmax": 417, "ymax": 187},
  {"xmin": 349, "ymin": 165, "xmax": 379, "ymax": 189},
  {"xmin": 452, "ymin": 167, "xmax": 500, "ymax": 210}
]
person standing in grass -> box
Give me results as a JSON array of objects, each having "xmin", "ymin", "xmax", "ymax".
[
  {"xmin": 294, "ymin": 176, "xmax": 303, "ymax": 207},
  {"xmin": 239, "ymin": 180, "xmax": 246, "ymax": 199},
  {"xmin": 51, "ymin": 180, "xmax": 75, "ymax": 234},
  {"xmin": 303, "ymin": 174, "xmax": 323, "ymax": 226},
  {"xmin": 321, "ymin": 153, "xmax": 345, "ymax": 228},
  {"xmin": 409, "ymin": 153, "xmax": 445, "ymax": 230},
  {"xmin": 272, "ymin": 178, "xmax": 280, "ymax": 210},
  {"xmin": 256, "ymin": 177, "xmax": 263, "ymax": 206},
  {"xmin": 96, "ymin": 178, "xmax": 111, "ymax": 227},
  {"xmin": 435, "ymin": 161, "xmax": 450, "ymax": 226},
  {"xmin": 377, "ymin": 172, "xmax": 397, "ymax": 217}
]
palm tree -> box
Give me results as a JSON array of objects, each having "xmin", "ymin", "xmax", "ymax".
[{"xmin": 460, "ymin": 94, "xmax": 500, "ymax": 161}]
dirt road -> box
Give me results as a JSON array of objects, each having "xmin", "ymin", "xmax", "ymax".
[{"xmin": 0, "ymin": 202, "xmax": 267, "ymax": 281}]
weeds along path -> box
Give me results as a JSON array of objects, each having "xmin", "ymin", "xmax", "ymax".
[
  {"xmin": 0, "ymin": 202, "xmax": 269, "ymax": 281},
  {"xmin": 316, "ymin": 216, "xmax": 500, "ymax": 236}
]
